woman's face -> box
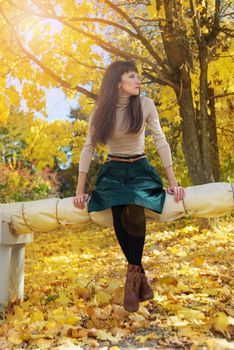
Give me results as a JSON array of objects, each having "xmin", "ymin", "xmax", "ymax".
[{"xmin": 118, "ymin": 70, "xmax": 141, "ymax": 96}]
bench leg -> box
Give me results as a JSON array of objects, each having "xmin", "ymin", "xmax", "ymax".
[
  {"xmin": 0, "ymin": 245, "xmax": 12, "ymax": 305},
  {"xmin": 10, "ymin": 244, "xmax": 25, "ymax": 302}
]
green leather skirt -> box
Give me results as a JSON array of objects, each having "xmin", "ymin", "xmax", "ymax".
[{"xmin": 87, "ymin": 156, "xmax": 166, "ymax": 213}]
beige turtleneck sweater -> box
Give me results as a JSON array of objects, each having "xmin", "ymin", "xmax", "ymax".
[{"xmin": 78, "ymin": 95, "xmax": 173, "ymax": 173}]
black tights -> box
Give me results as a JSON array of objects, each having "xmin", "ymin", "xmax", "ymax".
[{"xmin": 111, "ymin": 204, "xmax": 146, "ymax": 265}]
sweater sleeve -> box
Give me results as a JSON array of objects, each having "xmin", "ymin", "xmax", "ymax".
[
  {"xmin": 78, "ymin": 109, "xmax": 97, "ymax": 173},
  {"xmin": 146, "ymin": 99, "xmax": 173, "ymax": 168}
]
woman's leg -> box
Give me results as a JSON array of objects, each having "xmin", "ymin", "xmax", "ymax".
[
  {"xmin": 123, "ymin": 204, "xmax": 146, "ymax": 265},
  {"xmin": 111, "ymin": 204, "xmax": 146, "ymax": 265},
  {"xmin": 111, "ymin": 204, "xmax": 148, "ymax": 312},
  {"xmin": 111, "ymin": 204, "xmax": 129, "ymax": 261}
]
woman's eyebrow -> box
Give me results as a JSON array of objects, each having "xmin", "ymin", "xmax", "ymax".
[{"xmin": 129, "ymin": 72, "xmax": 140, "ymax": 77}]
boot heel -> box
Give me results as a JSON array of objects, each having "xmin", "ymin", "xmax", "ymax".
[{"xmin": 139, "ymin": 265, "xmax": 154, "ymax": 302}]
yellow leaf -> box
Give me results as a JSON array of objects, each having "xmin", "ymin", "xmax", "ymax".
[
  {"xmin": 95, "ymin": 290, "xmax": 111, "ymax": 305},
  {"xmin": 129, "ymin": 314, "xmax": 145, "ymax": 321},
  {"xmin": 67, "ymin": 326, "xmax": 89, "ymax": 338},
  {"xmin": 22, "ymin": 300, "xmax": 31, "ymax": 311},
  {"xmin": 178, "ymin": 325, "xmax": 205, "ymax": 340},
  {"xmin": 201, "ymin": 26, "xmax": 209, "ymax": 34},
  {"xmin": 64, "ymin": 316, "xmax": 80, "ymax": 325},
  {"xmin": 135, "ymin": 332, "xmax": 159, "ymax": 343},
  {"xmin": 206, "ymin": 337, "xmax": 234, "ymax": 350},
  {"xmin": 14, "ymin": 305, "xmax": 24, "ymax": 321},
  {"xmin": 52, "ymin": 306, "xmax": 64, "ymax": 319},
  {"xmin": 193, "ymin": 256, "xmax": 205, "ymax": 266},
  {"xmin": 94, "ymin": 305, "xmax": 112, "ymax": 320},
  {"xmin": 30, "ymin": 338, "xmax": 54, "ymax": 349},
  {"xmin": 146, "ymin": 2, "xmax": 156, "ymax": 18},
  {"xmin": 8, "ymin": 333, "xmax": 23, "ymax": 345},
  {"xmin": 176, "ymin": 281, "xmax": 190, "ymax": 292},
  {"xmin": 30, "ymin": 310, "xmax": 44, "ymax": 322},
  {"xmin": 202, "ymin": 288, "xmax": 219, "ymax": 296},
  {"xmin": 75, "ymin": 285, "xmax": 91, "ymax": 299},
  {"xmin": 168, "ymin": 315, "xmax": 189, "ymax": 327},
  {"xmin": 177, "ymin": 307, "xmax": 205, "ymax": 320},
  {"xmin": 106, "ymin": 280, "xmax": 120, "ymax": 293},
  {"xmin": 56, "ymin": 291, "xmax": 72, "ymax": 306},
  {"xmin": 196, "ymin": 3, "xmax": 205, "ymax": 12},
  {"xmin": 213, "ymin": 312, "xmax": 229, "ymax": 335},
  {"xmin": 95, "ymin": 329, "xmax": 122, "ymax": 343}
]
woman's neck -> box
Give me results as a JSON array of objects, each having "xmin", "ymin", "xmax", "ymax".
[{"xmin": 116, "ymin": 94, "xmax": 130, "ymax": 108}]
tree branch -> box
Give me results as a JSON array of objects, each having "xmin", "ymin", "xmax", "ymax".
[
  {"xmin": 61, "ymin": 51, "xmax": 105, "ymax": 71},
  {"xmin": 189, "ymin": 0, "xmax": 201, "ymax": 44},
  {"xmin": 103, "ymin": 0, "xmax": 171, "ymax": 75},
  {"xmin": 58, "ymin": 16, "xmax": 139, "ymax": 39},
  {"xmin": 8, "ymin": 0, "xmax": 145, "ymax": 64},
  {"xmin": 218, "ymin": 27, "xmax": 234, "ymax": 37},
  {"xmin": 0, "ymin": 4, "xmax": 97, "ymax": 100},
  {"xmin": 143, "ymin": 69, "xmax": 177, "ymax": 89},
  {"xmin": 6, "ymin": 0, "xmax": 172, "ymax": 81},
  {"xmin": 133, "ymin": 16, "xmax": 167, "ymax": 23},
  {"xmin": 208, "ymin": 91, "xmax": 234, "ymax": 100},
  {"xmin": 217, "ymin": 126, "xmax": 234, "ymax": 134},
  {"xmin": 205, "ymin": 0, "xmax": 220, "ymax": 45}
]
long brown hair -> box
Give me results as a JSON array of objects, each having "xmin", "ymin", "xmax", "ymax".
[{"xmin": 90, "ymin": 60, "xmax": 143, "ymax": 146}]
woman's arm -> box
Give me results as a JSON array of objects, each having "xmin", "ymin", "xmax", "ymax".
[
  {"xmin": 164, "ymin": 165, "xmax": 177, "ymax": 187},
  {"xmin": 164, "ymin": 165, "xmax": 184, "ymax": 202},
  {"xmin": 145, "ymin": 98, "xmax": 173, "ymax": 169},
  {"xmin": 73, "ymin": 171, "xmax": 89, "ymax": 210},
  {"xmin": 76, "ymin": 171, "xmax": 88, "ymax": 194},
  {"xmin": 145, "ymin": 97, "xmax": 184, "ymax": 202},
  {"xmin": 74, "ymin": 108, "xmax": 96, "ymax": 209}
]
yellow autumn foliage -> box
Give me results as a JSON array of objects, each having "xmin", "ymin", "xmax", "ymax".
[{"xmin": 0, "ymin": 218, "xmax": 233, "ymax": 349}]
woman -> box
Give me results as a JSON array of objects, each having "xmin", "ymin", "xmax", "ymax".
[{"xmin": 73, "ymin": 61, "xmax": 185, "ymax": 312}]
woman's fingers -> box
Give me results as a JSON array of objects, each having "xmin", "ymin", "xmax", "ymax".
[
  {"xmin": 75, "ymin": 195, "xmax": 81, "ymax": 205},
  {"xmin": 167, "ymin": 186, "xmax": 185, "ymax": 202},
  {"xmin": 85, "ymin": 194, "xmax": 90, "ymax": 201},
  {"xmin": 73, "ymin": 193, "xmax": 89, "ymax": 209},
  {"xmin": 174, "ymin": 188, "xmax": 179, "ymax": 203},
  {"xmin": 177, "ymin": 187, "xmax": 185, "ymax": 202},
  {"xmin": 73, "ymin": 196, "xmax": 81, "ymax": 209},
  {"xmin": 166, "ymin": 188, "xmax": 174, "ymax": 195}
]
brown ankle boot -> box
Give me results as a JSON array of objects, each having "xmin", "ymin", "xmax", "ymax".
[
  {"xmin": 123, "ymin": 264, "xmax": 142, "ymax": 312},
  {"xmin": 139, "ymin": 265, "xmax": 154, "ymax": 302}
]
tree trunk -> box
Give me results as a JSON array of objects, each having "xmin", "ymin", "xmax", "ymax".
[
  {"xmin": 199, "ymin": 39, "xmax": 214, "ymax": 183},
  {"xmin": 161, "ymin": 0, "xmax": 216, "ymax": 185},
  {"xmin": 207, "ymin": 87, "xmax": 220, "ymax": 181},
  {"xmin": 174, "ymin": 84, "xmax": 206, "ymax": 184}
]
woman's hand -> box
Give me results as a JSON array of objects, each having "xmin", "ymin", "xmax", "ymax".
[
  {"xmin": 73, "ymin": 192, "xmax": 90, "ymax": 210},
  {"xmin": 167, "ymin": 186, "xmax": 185, "ymax": 203}
]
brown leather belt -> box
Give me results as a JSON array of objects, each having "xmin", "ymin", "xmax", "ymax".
[{"xmin": 105, "ymin": 154, "xmax": 146, "ymax": 163}]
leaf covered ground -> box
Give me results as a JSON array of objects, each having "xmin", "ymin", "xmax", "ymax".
[{"xmin": 0, "ymin": 217, "xmax": 233, "ymax": 350}]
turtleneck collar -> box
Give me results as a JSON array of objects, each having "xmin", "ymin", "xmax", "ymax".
[{"xmin": 116, "ymin": 94, "xmax": 130, "ymax": 108}]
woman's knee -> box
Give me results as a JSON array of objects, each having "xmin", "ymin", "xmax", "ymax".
[
  {"xmin": 122, "ymin": 204, "xmax": 146, "ymax": 236},
  {"xmin": 126, "ymin": 204, "xmax": 146, "ymax": 224},
  {"xmin": 111, "ymin": 205, "xmax": 127, "ymax": 227}
]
